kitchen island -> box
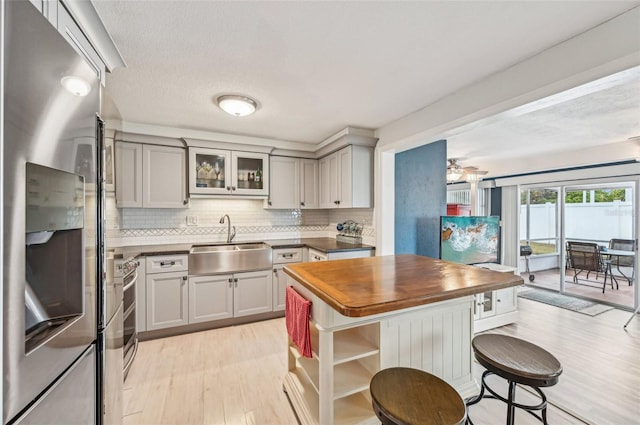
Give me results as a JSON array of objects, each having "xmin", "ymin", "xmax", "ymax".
[{"xmin": 283, "ymin": 254, "xmax": 523, "ymax": 425}]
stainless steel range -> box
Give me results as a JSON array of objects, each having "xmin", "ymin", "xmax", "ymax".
[{"xmin": 116, "ymin": 257, "xmax": 139, "ymax": 377}]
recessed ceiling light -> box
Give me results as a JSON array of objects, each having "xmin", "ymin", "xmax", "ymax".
[
  {"xmin": 216, "ymin": 95, "xmax": 257, "ymax": 117},
  {"xmin": 60, "ymin": 76, "xmax": 91, "ymax": 97}
]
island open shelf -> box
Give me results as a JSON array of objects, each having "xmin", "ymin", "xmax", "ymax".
[{"xmin": 283, "ymin": 254, "xmax": 523, "ymax": 425}]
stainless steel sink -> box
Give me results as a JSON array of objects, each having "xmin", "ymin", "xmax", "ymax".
[
  {"xmin": 190, "ymin": 245, "xmax": 237, "ymax": 253},
  {"xmin": 235, "ymin": 243, "xmax": 267, "ymax": 250},
  {"xmin": 189, "ymin": 243, "xmax": 272, "ymax": 275}
]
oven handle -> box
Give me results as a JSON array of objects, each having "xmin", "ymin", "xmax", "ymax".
[
  {"xmin": 124, "ymin": 337, "xmax": 138, "ymax": 377},
  {"xmin": 123, "ymin": 269, "xmax": 138, "ymax": 292}
]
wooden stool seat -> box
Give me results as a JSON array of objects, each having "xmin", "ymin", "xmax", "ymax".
[
  {"xmin": 370, "ymin": 367, "xmax": 466, "ymax": 425},
  {"xmin": 472, "ymin": 334, "xmax": 562, "ymax": 387},
  {"xmin": 466, "ymin": 334, "xmax": 563, "ymax": 425}
]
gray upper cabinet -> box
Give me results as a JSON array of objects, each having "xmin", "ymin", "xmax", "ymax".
[
  {"xmin": 189, "ymin": 148, "xmax": 269, "ymax": 197},
  {"xmin": 115, "ymin": 142, "xmax": 143, "ymax": 208},
  {"xmin": 319, "ymin": 145, "xmax": 373, "ymax": 209},
  {"xmin": 115, "ymin": 142, "xmax": 187, "ymax": 209},
  {"xmin": 300, "ymin": 159, "xmax": 319, "ymax": 209},
  {"xmin": 143, "ymin": 145, "xmax": 188, "ymax": 208},
  {"xmin": 267, "ymin": 156, "xmax": 318, "ymax": 209},
  {"xmin": 267, "ymin": 156, "xmax": 299, "ymax": 209}
]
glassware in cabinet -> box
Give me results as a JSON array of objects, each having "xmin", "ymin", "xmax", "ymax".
[
  {"xmin": 231, "ymin": 151, "xmax": 269, "ymax": 195},
  {"xmin": 189, "ymin": 147, "xmax": 230, "ymax": 195}
]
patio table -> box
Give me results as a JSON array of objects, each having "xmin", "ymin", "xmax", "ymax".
[{"xmin": 601, "ymin": 248, "xmax": 635, "ymax": 284}]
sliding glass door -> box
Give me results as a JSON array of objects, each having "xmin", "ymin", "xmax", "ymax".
[
  {"xmin": 520, "ymin": 187, "xmax": 561, "ymax": 290},
  {"xmin": 563, "ymin": 182, "xmax": 635, "ymax": 308},
  {"xmin": 519, "ymin": 179, "xmax": 637, "ymax": 309}
]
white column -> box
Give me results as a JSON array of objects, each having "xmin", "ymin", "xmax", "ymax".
[{"xmin": 469, "ymin": 181, "xmax": 479, "ymax": 215}]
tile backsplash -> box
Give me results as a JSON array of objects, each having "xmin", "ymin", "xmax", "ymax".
[{"xmin": 107, "ymin": 196, "xmax": 375, "ymax": 246}]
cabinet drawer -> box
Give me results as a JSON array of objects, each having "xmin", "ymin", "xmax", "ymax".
[
  {"xmin": 273, "ymin": 248, "xmax": 303, "ymax": 264},
  {"xmin": 146, "ymin": 254, "xmax": 188, "ymax": 274},
  {"xmin": 308, "ymin": 248, "xmax": 327, "ymax": 262}
]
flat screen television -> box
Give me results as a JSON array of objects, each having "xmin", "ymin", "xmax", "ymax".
[{"xmin": 440, "ymin": 215, "xmax": 500, "ymax": 265}]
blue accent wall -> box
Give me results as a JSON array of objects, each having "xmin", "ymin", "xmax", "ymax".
[{"xmin": 395, "ymin": 140, "xmax": 447, "ymax": 258}]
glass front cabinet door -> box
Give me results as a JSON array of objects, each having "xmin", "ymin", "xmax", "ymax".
[
  {"xmin": 231, "ymin": 151, "xmax": 269, "ymax": 196},
  {"xmin": 189, "ymin": 147, "xmax": 231, "ymax": 195},
  {"xmin": 189, "ymin": 148, "xmax": 269, "ymax": 197}
]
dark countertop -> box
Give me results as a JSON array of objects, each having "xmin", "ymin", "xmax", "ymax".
[
  {"xmin": 264, "ymin": 238, "xmax": 375, "ymax": 253},
  {"xmin": 284, "ymin": 254, "xmax": 523, "ymax": 317},
  {"xmin": 114, "ymin": 237, "xmax": 374, "ymax": 258},
  {"xmin": 114, "ymin": 243, "xmax": 193, "ymax": 259}
]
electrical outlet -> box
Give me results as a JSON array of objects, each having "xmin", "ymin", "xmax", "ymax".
[{"xmin": 186, "ymin": 216, "xmax": 198, "ymax": 226}]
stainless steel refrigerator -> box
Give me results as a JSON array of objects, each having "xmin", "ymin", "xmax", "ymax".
[{"xmin": 2, "ymin": 1, "xmax": 122, "ymax": 424}]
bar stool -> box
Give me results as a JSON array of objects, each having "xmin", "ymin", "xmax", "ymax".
[
  {"xmin": 370, "ymin": 367, "xmax": 466, "ymax": 425},
  {"xmin": 466, "ymin": 334, "xmax": 563, "ymax": 425}
]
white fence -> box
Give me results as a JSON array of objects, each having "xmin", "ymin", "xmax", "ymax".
[{"xmin": 521, "ymin": 201, "xmax": 633, "ymax": 244}]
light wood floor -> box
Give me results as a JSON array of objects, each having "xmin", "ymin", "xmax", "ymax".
[{"xmin": 124, "ymin": 300, "xmax": 640, "ymax": 425}]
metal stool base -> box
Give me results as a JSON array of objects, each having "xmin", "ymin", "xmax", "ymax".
[{"xmin": 465, "ymin": 370, "xmax": 550, "ymax": 425}]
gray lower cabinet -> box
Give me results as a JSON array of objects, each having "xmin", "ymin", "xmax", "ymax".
[
  {"xmin": 272, "ymin": 265, "xmax": 288, "ymax": 311},
  {"xmin": 188, "ymin": 274, "xmax": 234, "ymax": 323},
  {"xmin": 234, "ymin": 270, "xmax": 273, "ymax": 317},
  {"xmin": 146, "ymin": 271, "xmax": 189, "ymax": 331},
  {"xmin": 272, "ymin": 248, "xmax": 304, "ymax": 311},
  {"xmin": 188, "ymin": 270, "xmax": 273, "ymax": 324}
]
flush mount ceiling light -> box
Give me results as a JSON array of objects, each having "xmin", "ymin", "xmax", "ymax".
[
  {"xmin": 216, "ymin": 95, "xmax": 257, "ymax": 117},
  {"xmin": 60, "ymin": 76, "xmax": 91, "ymax": 97},
  {"xmin": 446, "ymin": 159, "xmax": 463, "ymax": 182}
]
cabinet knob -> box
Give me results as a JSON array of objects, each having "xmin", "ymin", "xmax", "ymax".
[
  {"xmin": 226, "ymin": 186, "xmax": 231, "ymax": 191},
  {"xmin": 273, "ymin": 269, "xmax": 277, "ymax": 275},
  {"xmin": 268, "ymin": 200, "xmax": 272, "ymax": 206},
  {"xmin": 228, "ymin": 278, "xmax": 233, "ymax": 283},
  {"xmin": 182, "ymin": 276, "xmax": 187, "ymax": 281},
  {"xmin": 183, "ymin": 199, "xmax": 188, "ymax": 205},
  {"xmin": 300, "ymin": 202, "xmax": 305, "ymax": 207},
  {"xmin": 334, "ymin": 200, "xmax": 338, "ymax": 205},
  {"xmin": 336, "ymin": 200, "xmax": 340, "ymax": 205},
  {"xmin": 231, "ymin": 186, "xmax": 236, "ymax": 191},
  {"xmin": 160, "ymin": 261, "xmax": 175, "ymax": 266}
]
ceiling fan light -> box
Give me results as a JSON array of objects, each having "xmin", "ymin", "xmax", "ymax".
[
  {"xmin": 216, "ymin": 95, "xmax": 257, "ymax": 117},
  {"xmin": 446, "ymin": 169, "xmax": 463, "ymax": 182},
  {"xmin": 446, "ymin": 159, "xmax": 463, "ymax": 182}
]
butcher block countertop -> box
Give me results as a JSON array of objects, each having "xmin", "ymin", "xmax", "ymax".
[{"xmin": 284, "ymin": 254, "xmax": 523, "ymax": 317}]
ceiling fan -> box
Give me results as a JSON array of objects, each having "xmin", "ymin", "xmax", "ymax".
[{"xmin": 447, "ymin": 159, "xmax": 487, "ymax": 183}]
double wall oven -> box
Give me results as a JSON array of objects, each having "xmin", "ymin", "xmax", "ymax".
[{"xmin": 116, "ymin": 257, "xmax": 139, "ymax": 377}]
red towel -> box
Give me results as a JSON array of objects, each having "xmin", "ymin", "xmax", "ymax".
[{"xmin": 285, "ymin": 286, "xmax": 312, "ymax": 358}]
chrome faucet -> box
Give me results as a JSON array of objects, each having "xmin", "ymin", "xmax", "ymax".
[{"xmin": 219, "ymin": 214, "xmax": 236, "ymax": 243}]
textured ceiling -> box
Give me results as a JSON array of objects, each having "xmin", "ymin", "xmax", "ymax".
[
  {"xmin": 446, "ymin": 66, "xmax": 640, "ymax": 176},
  {"xmin": 94, "ymin": 0, "xmax": 640, "ymax": 147}
]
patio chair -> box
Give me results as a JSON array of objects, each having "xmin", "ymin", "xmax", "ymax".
[
  {"xmin": 566, "ymin": 241, "xmax": 616, "ymax": 293},
  {"xmin": 608, "ymin": 238, "xmax": 635, "ymax": 285}
]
